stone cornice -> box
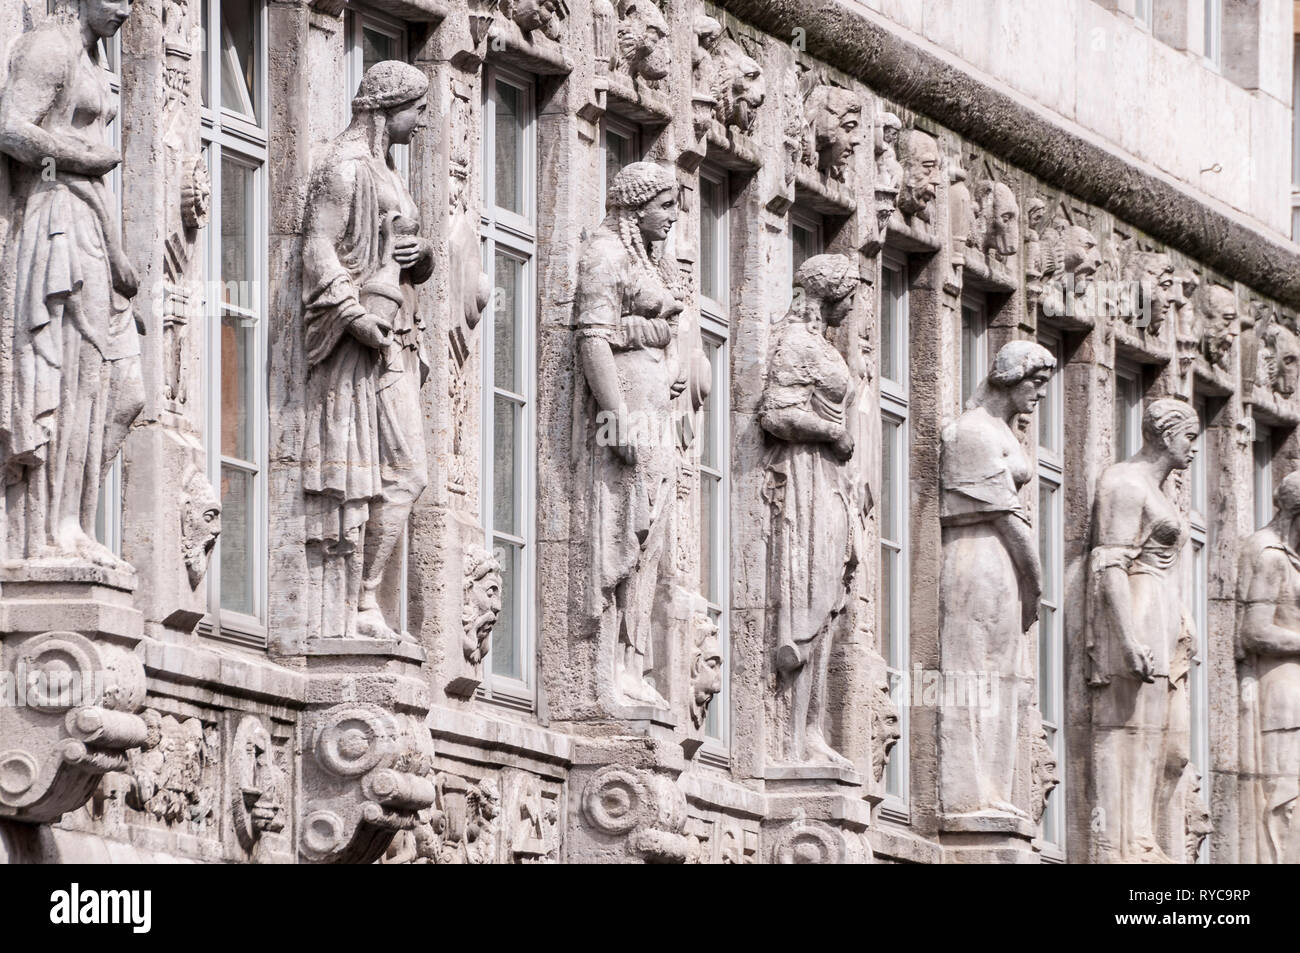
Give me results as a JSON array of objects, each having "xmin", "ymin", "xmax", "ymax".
[{"xmin": 716, "ymin": 0, "xmax": 1300, "ymax": 309}]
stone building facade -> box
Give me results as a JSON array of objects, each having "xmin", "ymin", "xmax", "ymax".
[{"xmin": 0, "ymin": 0, "xmax": 1297, "ymax": 863}]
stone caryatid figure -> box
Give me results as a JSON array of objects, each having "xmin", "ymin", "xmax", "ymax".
[
  {"xmin": 576, "ymin": 161, "xmax": 698, "ymax": 709},
  {"xmin": 300, "ymin": 62, "xmax": 433, "ymax": 641},
  {"xmin": 0, "ymin": 0, "xmax": 146, "ymax": 569},
  {"xmin": 760, "ymin": 254, "xmax": 862, "ymax": 767},
  {"xmin": 938, "ymin": 341, "xmax": 1054, "ymax": 818},
  {"xmin": 1238, "ymin": 470, "xmax": 1300, "ymax": 863},
  {"xmin": 1086, "ymin": 398, "xmax": 1199, "ymax": 863}
]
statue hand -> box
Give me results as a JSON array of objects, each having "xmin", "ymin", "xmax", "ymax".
[
  {"xmin": 613, "ymin": 438, "xmax": 638, "ymax": 467},
  {"xmin": 669, "ymin": 374, "xmax": 688, "ymax": 398},
  {"xmin": 392, "ymin": 236, "xmax": 431, "ymax": 267},
  {"xmin": 1124, "ymin": 642, "xmax": 1156, "ymax": 683},
  {"xmin": 830, "ymin": 426, "xmax": 854, "ymax": 462},
  {"xmin": 82, "ymin": 143, "xmax": 123, "ymax": 177},
  {"xmin": 349, "ymin": 312, "xmax": 393, "ymax": 349},
  {"xmin": 1020, "ymin": 592, "xmax": 1040, "ymax": 633}
]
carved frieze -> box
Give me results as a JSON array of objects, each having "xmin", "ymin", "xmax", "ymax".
[
  {"xmin": 121, "ymin": 710, "xmax": 217, "ymax": 834},
  {"xmin": 231, "ymin": 715, "xmax": 288, "ymax": 854}
]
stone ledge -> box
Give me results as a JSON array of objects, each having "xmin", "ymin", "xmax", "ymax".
[
  {"xmin": 427, "ymin": 705, "xmax": 573, "ymax": 771},
  {"xmin": 716, "ymin": 0, "xmax": 1300, "ymax": 309},
  {"xmin": 140, "ymin": 638, "xmax": 307, "ymax": 708},
  {"xmin": 868, "ymin": 822, "xmax": 946, "ymax": 865},
  {"xmin": 679, "ymin": 771, "xmax": 767, "ymax": 819}
]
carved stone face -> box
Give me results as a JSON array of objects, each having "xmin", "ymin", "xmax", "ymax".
[
  {"xmin": 807, "ymin": 86, "xmax": 863, "ymax": 182},
  {"xmin": 1274, "ymin": 326, "xmax": 1300, "ymax": 396},
  {"xmin": 1161, "ymin": 419, "xmax": 1200, "ymax": 471},
  {"xmin": 637, "ymin": 188, "xmax": 679, "ymax": 243},
  {"xmin": 690, "ymin": 623, "xmax": 723, "ymax": 728},
  {"xmin": 896, "ymin": 129, "xmax": 941, "ymax": 222},
  {"xmin": 1030, "ymin": 725, "xmax": 1059, "ymax": 821},
  {"xmin": 1202, "ymin": 285, "xmax": 1238, "ymax": 369},
  {"xmin": 870, "ymin": 675, "xmax": 900, "ymax": 781},
  {"xmin": 714, "ymin": 46, "xmax": 765, "ymax": 134},
  {"xmin": 621, "ymin": 2, "xmax": 671, "ymax": 82},
  {"xmin": 984, "ymin": 182, "xmax": 1020, "ymax": 258},
  {"xmin": 86, "ymin": 0, "xmax": 133, "ymax": 39},
  {"xmin": 1008, "ymin": 370, "xmax": 1051, "ymax": 416},
  {"xmin": 463, "ymin": 558, "xmax": 504, "ymax": 665},
  {"xmin": 513, "ymin": 0, "xmax": 565, "ymax": 41},
  {"xmin": 385, "ymin": 99, "xmax": 428, "ymax": 145},
  {"xmin": 822, "ymin": 289, "xmax": 856, "ymax": 329},
  {"xmin": 1062, "ymin": 225, "xmax": 1101, "ymax": 284},
  {"xmin": 181, "ymin": 474, "xmax": 222, "ymax": 590},
  {"xmin": 1139, "ymin": 253, "xmax": 1176, "ymax": 335}
]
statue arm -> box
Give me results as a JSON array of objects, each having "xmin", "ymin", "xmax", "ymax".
[
  {"xmin": 993, "ymin": 510, "xmax": 1041, "ymax": 632},
  {"xmin": 1241, "ymin": 551, "xmax": 1300, "ymax": 656},
  {"xmin": 1091, "ymin": 471, "xmax": 1154, "ymax": 680},
  {"xmin": 578, "ymin": 336, "xmax": 623, "ymax": 415},
  {"xmin": 0, "ymin": 36, "xmax": 116, "ymax": 176}
]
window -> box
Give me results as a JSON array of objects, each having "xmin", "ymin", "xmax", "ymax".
[
  {"xmin": 601, "ymin": 115, "xmax": 639, "ymax": 210},
  {"xmin": 347, "ymin": 10, "xmax": 408, "ymax": 179},
  {"xmin": 202, "ymin": 0, "xmax": 268, "ymax": 645},
  {"xmin": 699, "ymin": 168, "xmax": 730, "ymax": 755},
  {"xmin": 880, "ymin": 252, "xmax": 910, "ymax": 815},
  {"xmin": 1254, "ymin": 425, "xmax": 1274, "ymax": 531},
  {"xmin": 1203, "ymin": 0, "xmax": 1222, "ymax": 68},
  {"xmin": 1036, "ymin": 331, "xmax": 1065, "ymax": 859},
  {"xmin": 960, "ymin": 295, "xmax": 989, "ymax": 410},
  {"xmin": 1114, "ymin": 362, "xmax": 1143, "ymax": 461},
  {"xmin": 790, "ymin": 210, "xmax": 823, "ymax": 279},
  {"xmin": 481, "ymin": 67, "xmax": 537, "ymax": 707},
  {"xmin": 1187, "ymin": 400, "xmax": 1210, "ymax": 862},
  {"xmin": 1133, "ymin": 0, "xmax": 1153, "ymax": 29}
]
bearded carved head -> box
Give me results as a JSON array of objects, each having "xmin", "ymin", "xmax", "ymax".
[
  {"xmin": 1262, "ymin": 321, "xmax": 1300, "ymax": 397},
  {"xmin": 895, "ymin": 128, "xmax": 942, "ymax": 222},
  {"xmin": 181, "ymin": 467, "xmax": 222, "ymax": 589},
  {"xmin": 1201, "ymin": 284, "xmax": 1238, "ymax": 370},
  {"xmin": 1030, "ymin": 718, "xmax": 1060, "ymax": 824},
  {"xmin": 979, "ymin": 181, "xmax": 1020, "ymax": 260},
  {"xmin": 870, "ymin": 673, "xmax": 900, "ymax": 783},
  {"xmin": 462, "ymin": 545, "xmax": 504, "ymax": 665},
  {"xmin": 689, "ymin": 615, "xmax": 723, "ymax": 729}
]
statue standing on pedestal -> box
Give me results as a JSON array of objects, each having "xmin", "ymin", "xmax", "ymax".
[
  {"xmin": 0, "ymin": 0, "xmax": 145, "ymax": 569},
  {"xmin": 1087, "ymin": 397, "xmax": 1198, "ymax": 862},
  {"xmin": 760, "ymin": 253, "xmax": 861, "ymax": 766},
  {"xmin": 300, "ymin": 62, "xmax": 432, "ymax": 640},
  {"xmin": 938, "ymin": 340, "xmax": 1054, "ymax": 817}
]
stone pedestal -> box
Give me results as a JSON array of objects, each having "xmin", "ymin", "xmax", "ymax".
[
  {"xmin": 297, "ymin": 643, "xmax": 436, "ymax": 864},
  {"xmin": 0, "ymin": 567, "xmax": 149, "ymax": 823},
  {"xmin": 761, "ymin": 765, "xmax": 873, "ymax": 863},
  {"xmin": 939, "ymin": 812, "xmax": 1039, "ymax": 864}
]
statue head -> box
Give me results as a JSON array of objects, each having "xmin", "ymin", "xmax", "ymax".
[
  {"xmin": 616, "ymin": 0, "xmax": 670, "ymax": 81},
  {"xmin": 1141, "ymin": 397, "xmax": 1199, "ymax": 471},
  {"xmin": 607, "ymin": 161, "xmax": 679, "ymax": 245},
  {"xmin": 1201, "ymin": 284, "xmax": 1238, "ymax": 370},
  {"xmin": 712, "ymin": 42, "xmax": 765, "ymax": 134},
  {"xmin": 1130, "ymin": 250, "xmax": 1177, "ymax": 335},
  {"xmin": 461, "ymin": 545, "xmax": 504, "ymax": 665},
  {"xmin": 511, "ymin": 0, "xmax": 568, "ymax": 41},
  {"xmin": 805, "ymin": 85, "xmax": 863, "ymax": 182},
  {"xmin": 1058, "ymin": 224, "xmax": 1101, "ymax": 285},
  {"xmin": 180, "ymin": 467, "xmax": 222, "ymax": 590},
  {"xmin": 1024, "ymin": 196, "xmax": 1047, "ymax": 238},
  {"xmin": 351, "ymin": 61, "xmax": 430, "ymax": 146},
  {"xmin": 980, "ymin": 181, "xmax": 1020, "ymax": 259},
  {"xmin": 896, "ymin": 128, "xmax": 942, "ymax": 221},
  {"xmin": 870, "ymin": 674, "xmax": 900, "ymax": 783},
  {"xmin": 977, "ymin": 340, "xmax": 1056, "ymax": 417},
  {"xmin": 59, "ymin": 0, "xmax": 133, "ymax": 39},
  {"xmin": 1264, "ymin": 322, "xmax": 1300, "ymax": 396},
  {"xmin": 1273, "ymin": 471, "xmax": 1300, "ymax": 522},
  {"xmin": 689, "ymin": 615, "xmax": 723, "ymax": 729},
  {"xmin": 1030, "ymin": 719, "xmax": 1059, "ymax": 823},
  {"xmin": 877, "ymin": 111, "xmax": 901, "ymax": 149},
  {"xmin": 793, "ymin": 253, "xmax": 858, "ymax": 329}
]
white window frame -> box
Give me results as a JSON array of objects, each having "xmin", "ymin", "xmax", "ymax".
[
  {"xmin": 346, "ymin": 8, "xmax": 409, "ymax": 182},
  {"xmin": 1254, "ymin": 424, "xmax": 1274, "ymax": 531},
  {"xmin": 698, "ymin": 165, "xmax": 730, "ymax": 761},
  {"xmin": 1114, "ymin": 361, "xmax": 1144, "ymax": 461},
  {"xmin": 1036, "ymin": 329, "xmax": 1065, "ymax": 861},
  {"xmin": 1203, "ymin": 0, "xmax": 1222, "ymax": 69},
  {"xmin": 480, "ymin": 64, "xmax": 537, "ymax": 710},
  {"xmin": 600, "ymin": 114, "xmax": 640, "ymax": 212},
  {"xmin": 201, "ymin": 0, "xmax": 269, "ymax": 648},
  {"xmin": 1132, "ymin": 0, "xmax": 1153, "ymax": 30},
  {"xmin": 880, "ymin": 250, "xmax": 910, "ymax": 820},
  {"xmin": 1187, "ymin": 398, "xmax": 1211, "ymax": 862},
  {"xmin": 960, "ymin": 292, "xmax": 989, "ymax": 411}
]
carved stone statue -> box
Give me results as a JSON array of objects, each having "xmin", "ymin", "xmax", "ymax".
[
  {"xmin": 1200, "ymin": 284, "xmax": 1238, "ymax": 370},
  {"xmin": 1238, "ymin": 469, "xmax": 1300, "ymax": 863},
  {"xmin": 760, "ymin": 254, "xmax": 862, "ymax": 767},
  {"xmin": 874, "ymin": 111, "xmax": 903, "ymax": 194},
  {"xmin": 300, "ymin": 62, "xmax": 433, "ymax": 641},
  {"xmin": 871, "ymin": 672, "xmax": 900, "ymax": 783},
  {"xmin": 180, "ymin": 465, "xmax": 222, "ymax": 589},
  {"xmin": 575, "ymin": 161, "xmax": 697, "ymax": 709},
  {"xmin": 503, "ymin": 0, "xmax": 567, "ymax": 42},
  {"xmin": 1029, "ymin": 714, "xmax": 1060, "ymax": 825},
  {"xmin": 938, "ymin": 341, "xmax": 1054, "ymax": 818},
  {"xmin": 1259, "ymin": 320, "xmax": 1300, "ymax": 397},
  {"xmin": 1087, "ymin": 398, "xmax": 1199, "ymax": 862},
  {"xmin": 711, "ymin": 39, "xmax": 764, "ymax": 136},
  {"xmin": 0, "ymin": 0, "xmax": 146, "ymax": 569},
  {"xmin": 895, "ymin": 128, "xmax": 942, "ymax": 222},
  {"xmin": 801, "ymin": 86, "xmax": 862, "ymax": 182},
  {"xmin": 462, "ymin": 544, "xmax": 504, "ymax": 665},
  {"xmin": 689, "ymin": 613, "xmax": 723, "ymax": 730},
  {"xmin": 612, "ymin": 0, "xmax": 670, "ymax": 88},
  {"xmin": 1126, "ymin": 248, "xmax": 1177, "ymax": 335},
  {"xmin": 977, "ymin": 181, "xmax": 1019, "ymax": 262}
]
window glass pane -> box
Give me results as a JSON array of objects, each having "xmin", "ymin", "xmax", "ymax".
[
  {"xmin": 491, "ymin": 542, "xmax": 520, "ymax": 678},
  {"xmin": 221, "ymin": 160, "xmax": 253, "ymax": 305},
  {"xmin": 1038, "ymin": 483, "xmax": 1055, "ymax": 602},
  {"xmin": 361, "ymin": 27, "xmax": 394, "ymax": 75},
  {"xmin": 881, "ymin": 266, "xmax": 903, "ymax": 385},
  {"xmin": 201, "ymin": 0, "xmax": 210, "ymax": 107},
  {"xmin": 493, "ymin": 397, "xmax": 517, "ymax": 535},
  {"xmin": 882, "ymin": 549, "xmax": 899, "ymax": 662},
  {"xmin": 493, "ymin": 82, "xmax": 523, "ymax": 215},
  {"xmin": 493, "ymin": 253, "xmax": 520, "ymax": 392},
  {"xmin": 961, "ymin": 305, "xmax": 979, "ymax": 408},
  {"xmin": 221, "ymin": 314, "xmax": 253, "ymax": 461},
  {"xmin": 1255, "ymin": 434, "xmax": 1273, "ymax": 530},
  {"xmin": 700, "ymin": 475, "xmax": 716, "ymax": 604},
  {"xmin": 1190, "ymin": 407, "xmax": 1206, "ymax": 514},
  {"xmin": 1038, "ymin": 605, "xmax": 1055, "ymax": 713},
  {"xmin": 220, "ymin": 0, "xmax": 258, "ymax": 120},
  {"xmin": 605, "ymin": 130, "xmax": 631, "ymax": 196},
  {"xmin": 881, "ymin": 419, "xmax": 896, "ymax": 540},
  {"xmin": 699, "ymin": 340, "xmax": 718, "ymax": 469},
  {"xmin": 1037, "ymin": 338, "xmax": 1059, "ymax": 451},
  {"xmin": 791, "ymin": 223, "xmax": 817, "ymax": 275},
  {"xmin": 701, "ymin": 177, "xmax": 723, "ymax": 302},
  {"xmin": 219, "ymin": 465, "xmax": 253, "ymax": 614}
]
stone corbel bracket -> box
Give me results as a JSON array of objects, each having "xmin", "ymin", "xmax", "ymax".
[
  {"xmin": 0, "ymin": 574, "xmax": 149, "ymax": 824},
  {"xmin": 299, "ymin": 700, "xmax": 437, "ymax": 864},
  {"xmin": 577, "ymin": 764, "xmax": 690, "ymax": 863}
]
